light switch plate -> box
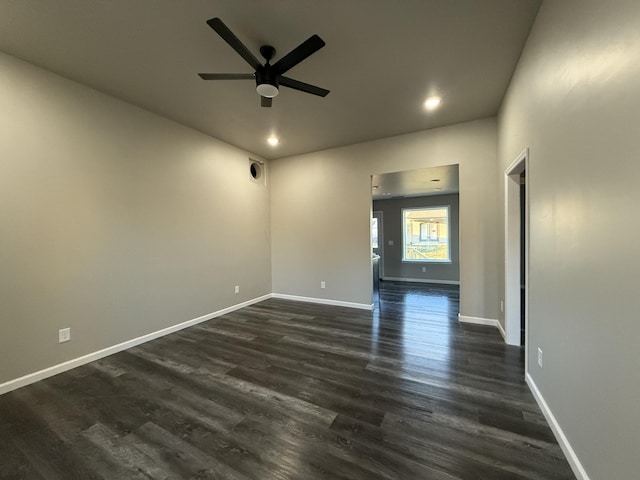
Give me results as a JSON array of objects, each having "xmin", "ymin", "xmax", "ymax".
[{"xmin": 59, "ymin": 328, "xmax": 71, "ymax": 343}]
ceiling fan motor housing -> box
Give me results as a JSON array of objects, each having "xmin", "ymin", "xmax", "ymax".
[{"xmin": 255, "ymin": 65, "xmax": 279, "ymax": 97}]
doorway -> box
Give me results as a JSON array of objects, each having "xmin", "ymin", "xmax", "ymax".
[
  {"xmin": 370, "ymin": 165, "xmax": 459, "ymax": 285},
  {"xmin": 505, "ymin": 149, "xmax": 528, "ymax": 348}
]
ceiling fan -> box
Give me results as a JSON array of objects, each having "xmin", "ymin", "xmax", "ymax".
[{"xmin": 198, "ymin": 18, "xmax": 330, "ymax": 107}]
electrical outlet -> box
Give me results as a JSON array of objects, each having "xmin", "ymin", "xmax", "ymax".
[
  {"xmin": 58, "ymin": 328, "xmax": 71, "ymax": 343},
  {"xmin": 388, "ymin": 240, "xmax": 394, "ymax": 246},
  {"xmin": 234, "ymin": 285, "xmax": 240, "ymax": 294},
  {"xmin": 421, "ymin": 266, "xmax": 426, "ymax": 272},
  {"xmin": 500, "ymin": 301, "xmax": 504, "ymax": 313},
  {"xmin": 537, "ymin": 347, "xmax": 543, "ymax": 368},
  {"xmin": 320, "ymin": 281, "xmax": 326, "ymax": 289}
]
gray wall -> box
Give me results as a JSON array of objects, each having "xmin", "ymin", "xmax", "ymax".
[
  {"xmin": 271, "ymin": 118, "xmax": 498, "ymax": 318},
  {"xmin": 0, "ymin": 52, "xmax": 272, "ymax": 385},
  {"xmin": 498, "ymin": 0, "xmax": 640, "ymax": 477},
  {"xmin": 373, "ymin": 194, "xmax": 459, "ymax": 283}
]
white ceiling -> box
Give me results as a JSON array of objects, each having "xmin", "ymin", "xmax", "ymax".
[
  {"xmin": 0, "ymin": 0, "xmax": 541, "ymax": 160},
  {"xmin": 372, "ymin": 164, "xmax": 459, "ymax": 200}
]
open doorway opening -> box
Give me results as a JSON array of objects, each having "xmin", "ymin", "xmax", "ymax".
[
  {"xmin": 370, "ymin": 165, "xmax": 460, "ymax": 294},
  {"xmin": 505, "ymin": 149, "xmax": 528, "ymax": 348}
]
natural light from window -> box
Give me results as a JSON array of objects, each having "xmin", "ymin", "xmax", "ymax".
[
  {"xmin": 371, "ymin": 217, "xmax": 379, "ymax": 249},
  {"xmin": 402, "ymin": 206, "xmax": 450, "ymax": 262}
]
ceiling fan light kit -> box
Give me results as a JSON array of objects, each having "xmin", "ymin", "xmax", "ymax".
[
  {"xmin": 256, "ymin": 83, "xmax": 278, "ymax": 98},
  {"xmin": 255, "ymin": 45, "xmax": 278, "ymax": 98},
  {"xmin": 198, "ymin": 17, "xmax": 329, "ymax": 107}
]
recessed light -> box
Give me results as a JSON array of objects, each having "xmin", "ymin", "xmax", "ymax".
[
  {"xmin": 372, "ymin": 185, "xmax": 380, "ymax": 189},
  {"xmin": 267, "ymin": 136, "xmax": 279, "ymax": 146},
  {"xmin": 424, "ymin": 96, "xmax": 441, "ymax": 110},
  {"xmin": 433, "ymin": 187, "xmax": 442, "ymax": 191},
  {"xmin": 382, "ymin": 192, "xmax": 392, "ymax": 196},
  {"xmin": 431, "ymin": 178, "xmax": 440, "ymax": 182}
]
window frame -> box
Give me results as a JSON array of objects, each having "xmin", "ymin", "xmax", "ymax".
[{"xmin": 401, "ymin": 205, "xmax": 451, "ymax": 263}]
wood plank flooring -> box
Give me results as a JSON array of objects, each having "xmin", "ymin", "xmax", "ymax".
[{"xmin": 0, "ymin": 281, "xmax": 576, "ymax": 479}]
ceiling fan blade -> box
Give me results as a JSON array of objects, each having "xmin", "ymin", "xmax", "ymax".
[
  {"xmin": 279, "ymin": 76, "xmax": 330, "ymax": 97},
  {"xmin": 206, "ymin": 17, "xmax": 262, "ymax": 70},
  {"xmin": 198, "ymin": 73, "xmax": 255, "ymax": 80},
  {"xmin": 261, "ymin": 96, "xmax": 272, "ymax": 108},
  {"xmin": 272, "ymin": 34, "xmax": 326, "ymax": 75}
]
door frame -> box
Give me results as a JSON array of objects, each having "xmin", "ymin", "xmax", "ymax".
[{"xmin": 504, "ymin": 148, "xmax": 529, "ymax": 349}]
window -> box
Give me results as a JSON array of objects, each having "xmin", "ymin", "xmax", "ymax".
[
  {"xmin": 402, "ymin": 206, "xmax": 450, "ymax": 262},
  {"xmin": 371, "ymin": 217, "xmax": 379, "ymax": 249}
]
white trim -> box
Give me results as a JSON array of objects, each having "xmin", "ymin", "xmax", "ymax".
[
  {"xmin": 382, "ymin": 276, "xmax": 460, "ymax": 285},
  {"xmin": 506, "ymin": 147, "xmax": 528, "ymax": 173},
  {"xmin": 504, "ymin": 147, "xmax": 529, "ymax": 347},
  {"xmin": 0, "ymin": 294, "xmax": 271, "ymax": 396},
  {"xmin": 271, "ymin": 293, "xmax": 373, "ymax": 311},
  {"xmin": 526, "ymin": 374, "xmax": 591, "ymax": 480},
  {"xmin": 458, "ymin": 314, "xmax": 505, "ymax": 339}
]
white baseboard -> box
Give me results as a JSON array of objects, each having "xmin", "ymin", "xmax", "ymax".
[
  {"xmin": 0, "ymin": 294, "xmax": 271, "ymax": 396},
  {"xmin": 271, "ymin": 293, "xmax": 373, "ymax": 311},
  {"xmin": 526, "ymin": 373, "xmax": 590, "ymax": 480},
  {"xmin": 1, "ymin": 292, "xmax": 373, "ymax": 395},
  {"xmin": 458, "ymin": 314, "xmax": 505, "ymax": 339},
  {"xmin": 382, "ymin": 276, "xmax": 460, "ymax": 285}
]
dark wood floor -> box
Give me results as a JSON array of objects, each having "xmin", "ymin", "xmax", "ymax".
[{"xmin": 0, "ymin": 281, "xmax": 575, "ymax": 479}]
